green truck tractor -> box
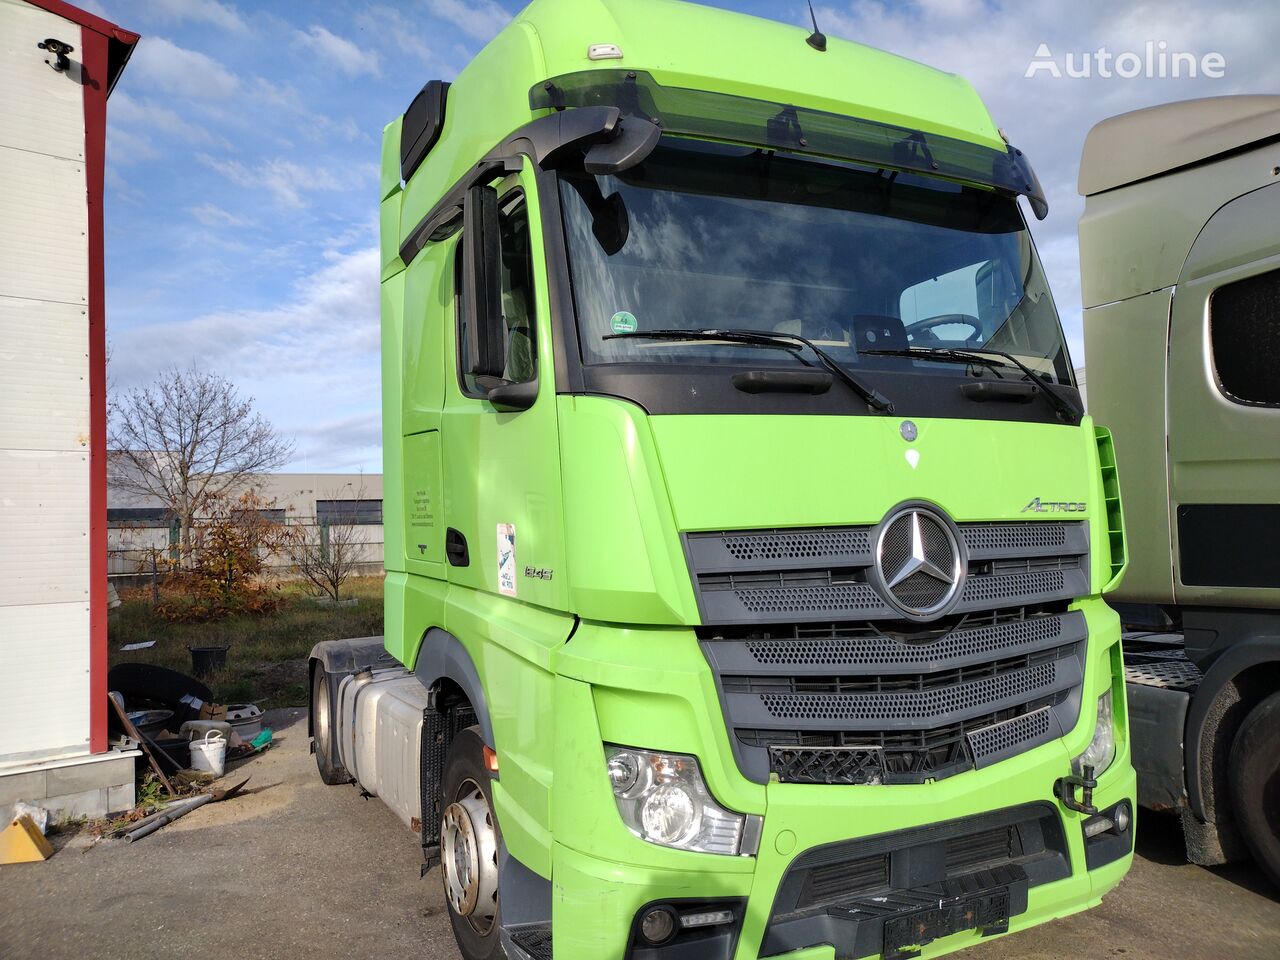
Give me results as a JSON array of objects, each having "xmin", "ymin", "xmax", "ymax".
[
  {"xmin": 1080, "ymin": 96, "xmax": 1280, "ymax": 888},
  {"xmin": 308, "ymin": 2, "xmax": 1136, "ymax": 957}
]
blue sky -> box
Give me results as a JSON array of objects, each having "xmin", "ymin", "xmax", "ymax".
[{"xmin": 91, "ymin": 0, "xmax": 1277, "ymax": 472}]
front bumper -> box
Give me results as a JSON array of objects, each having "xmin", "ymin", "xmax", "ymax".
[{"xmin": 550, "ymin": 599, "xmax": 1134, "ymax": 960}]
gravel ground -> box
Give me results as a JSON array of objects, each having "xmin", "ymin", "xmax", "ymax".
[{"xmin": 1, "ymin": 708, "xmax": 1276, "ymax": 960}]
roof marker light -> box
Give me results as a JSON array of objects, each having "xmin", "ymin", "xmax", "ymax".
[{"xmin": 588, "ymin": 43, "xmax": 623, "ymax": 61}]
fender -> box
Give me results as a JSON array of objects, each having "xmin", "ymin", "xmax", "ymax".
[
  {"xmin": 307, "ymin": 635, "xmax": 388, "ymax": 738},
  {"xmin": 309, "ymin": 635, "xmax": 390, "ymax": 676},
  {"xmin": 413, "ymin": 626, "xmax": 496, "ymax": 748},
  {"xmin": 1185, "ymin": 634, "xmax": 1280, "ymax": 819}
]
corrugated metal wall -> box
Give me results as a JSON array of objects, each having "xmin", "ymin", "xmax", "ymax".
[{"xmin": 0, "ymin": 0, "xmax": 92, "ymax": 764}]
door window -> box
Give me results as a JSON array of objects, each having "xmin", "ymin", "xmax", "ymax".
[{"xmin": 455, "ymin": 192, "xmax": 537, "ymax": 397}]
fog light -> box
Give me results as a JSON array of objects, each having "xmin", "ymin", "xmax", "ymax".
[
  {"xmin": 640, "ymin": 907, "xmax": 677, "ymax": 945},
  {"xmin": 1083, "ymin": 814, "xmax": 1115, "ymax": 839},
  {"xmin": 1114, "ymin": 801, "xmax": 1131, "ymax": 833},
  {"xmin": 679, "ymin": 908, "xmax": 735, "ymax": 929}
]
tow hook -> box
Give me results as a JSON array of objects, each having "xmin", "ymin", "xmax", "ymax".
[{"xmin": 1055, "ymin": 764, "xmax": 1098, "ymax": 815}]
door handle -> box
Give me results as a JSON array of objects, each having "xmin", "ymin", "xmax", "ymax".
[{"xmin": 445, "ymin": 528, "xmax": 470, "ymax": 567}]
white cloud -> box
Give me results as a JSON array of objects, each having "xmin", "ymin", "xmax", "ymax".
[
  {"xmin": 295, "ymin": 25, "xmax": 379, "ymax": 78},
  {"xmin": 188, "ymin": 203, "xmax": 251, "ymax": 228},
  {"xmin": 107, "ymin": 125, "xmax": 158, "ymax": 165},
  {"xmin": 110, "ymin": 91, "xmax": 232, "ymax": 149},
  {"xmin": 198, "ymin": 154, "xmax": 343, "ymax": 208},
  {"xmin": 355, "ymin": 5, "xmax": 451, "ymax": 73},
  {"xmin": 425, "ymin": 0, "xmax": 510, "ymax": 42},
  {"xmin": 128, "ymin": 37, "xmax": 239, "ymax": 100},
  {"xmin": 146, "ymin": 0, "xmax": 248, "ymax": 33},
  {"xmin": 293, "ymin": 412, "xmax": 382, "ymax": 470},
  {"xmin": 111, "ymin": 247, "xmax": 382, "ymax": 469}
]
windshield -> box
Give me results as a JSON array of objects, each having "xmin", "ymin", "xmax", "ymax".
[{"xmin": 559, "ymin": 139, "xmax": 1074, "ymax": 389}]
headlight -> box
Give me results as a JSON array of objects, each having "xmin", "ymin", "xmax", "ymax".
[
  {"xmin": 605, "ymin": 745, "xmax": 758, "ymax": 855},
  {"xmin": 1072, "ymin": 690, "xmax": 1116, "ymax": 778}
]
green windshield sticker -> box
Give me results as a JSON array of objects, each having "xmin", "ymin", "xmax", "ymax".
[{"xmin": 610, "ymin": 311, "xmax": 638, "ymax": 334}]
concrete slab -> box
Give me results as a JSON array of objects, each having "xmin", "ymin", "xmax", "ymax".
[
  {"xmin": 0, "ymin": 770, "xmax": 45, "ymax": 808},
  {"xmin": 0, "ymin": 750, "xmax": 139, "ymax": 820}
]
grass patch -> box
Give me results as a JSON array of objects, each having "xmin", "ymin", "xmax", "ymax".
[{"xmin": 109, "ymin": 576, "xmax": 384, "ymax": 708}]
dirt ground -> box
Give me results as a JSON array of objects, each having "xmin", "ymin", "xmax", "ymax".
[{"xmin": 2, "ymin": 708, "xmax": 1277, "ymax": 960}]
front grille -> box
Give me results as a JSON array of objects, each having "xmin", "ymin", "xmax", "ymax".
[{"xmin": 689, "ymin": 519, "xmax": 1090, "ymax": 785}]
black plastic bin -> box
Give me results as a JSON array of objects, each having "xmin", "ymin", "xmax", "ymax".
[{"xmin": 188, "ymin": 645, "xmax": 228, "ymax": 677}]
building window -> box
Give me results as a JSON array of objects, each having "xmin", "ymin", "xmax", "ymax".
[
  {"xmin": 107, "ymin": 507, "xmax": 172, "ymax": 527},
  {"xmin": 1210, "ymin": 267, "xmax": 1280, "ymax": 406},
  {"xmin": 316, "ymin": 499, "xmax": 382, "ymax": 525}
]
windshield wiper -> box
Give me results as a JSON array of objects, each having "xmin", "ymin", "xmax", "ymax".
[
  {"xmin": 605, "ymin": 328, "xmax": 894, "ymax": 413},
  {"xmin": 861, "ymin": 346, "xmax": 1008, "ymax": 377},
  {"xmin": 862, "ymin": 346, "xmax": 1082, "ymax": 424}
]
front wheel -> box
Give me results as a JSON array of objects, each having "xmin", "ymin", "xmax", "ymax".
[
  {"xmin": 440, "ymin": 726, "xmax": 503, "ymax": 960},
  {"xmin": 1229, "ymin": 690, "xmax": 1280, "ymax": 889}
]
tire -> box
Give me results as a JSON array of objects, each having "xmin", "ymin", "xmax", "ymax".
[
  {"xmin": 440, "ymin": 726, "xmax": 503, "ymax": 960},
  {"xmin": 311, "ymin": 665, "xmax": 349, "ymax": 785},
  {"xmin": 107, "ymin": 663, "xmax": 213, "ymax": 713},
  {"xmin": 1228, "ymin": 690, "xmax": 1280, "ymax": 889}
]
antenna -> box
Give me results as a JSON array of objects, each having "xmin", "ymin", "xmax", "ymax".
[{"xmin": 806, "ymin": 1, "xmax": 828, "ymax": 52}]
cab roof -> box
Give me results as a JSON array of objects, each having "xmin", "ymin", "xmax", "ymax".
[
  {"xmin": 1078, "ymin": 95, "xmax": 1280, "ymax": 196},
  {"xmin": 517, "ymin": 0, "xmax": 1003, "ymax": 150}
]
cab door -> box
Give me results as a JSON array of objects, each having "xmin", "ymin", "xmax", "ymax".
[
  {"xmin": 1167, "ymin": 181, "xmax": 1280, "ymax": 606},
  {"xmin": 439, "ymin": 160, "xmax": 569, "ymax": 614}
]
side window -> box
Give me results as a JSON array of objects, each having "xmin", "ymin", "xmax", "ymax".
[
  {"xmin": 1210, "ymin": 267, "xmax": 1280, "ymax": 406},
  {"xmin": 456, "ymin": 192, "xmax": 538, "ymax": 397}
]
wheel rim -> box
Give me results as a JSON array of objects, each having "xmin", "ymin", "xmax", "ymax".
[
  {"xmin": 440, "ymin": 778, "xmax": 499, "ymax": 935},
  {"xmin": 314, "ymin": 673, "xmax": 331, "ymax": 754},
  {"xmin": 311, "ymin": 670, "xmax": 330, "ymax": 757}
]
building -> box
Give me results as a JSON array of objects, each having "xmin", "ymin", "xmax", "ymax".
[
  {"xmin": 107, "ymin": 469, "xmax": 386, "ymax": 581},
  {"xmin": 0, "ymin": 0, "xmax": 139, "ymax": 816}
]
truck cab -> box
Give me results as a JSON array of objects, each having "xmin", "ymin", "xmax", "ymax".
[
  {"xmin": 309, "ymin": 2, "xmax": 1136, "ymax": 958},
  {"xmin": 1080, "ymin": 95, "xmax": 1280, "ymax": 888}
]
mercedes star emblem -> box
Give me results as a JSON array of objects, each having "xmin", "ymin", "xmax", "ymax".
[{"xmin": 874, "ymin": 504, "xmax": 965, "ymax": 620}]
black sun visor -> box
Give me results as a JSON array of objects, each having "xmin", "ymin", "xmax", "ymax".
[{"xmin": 530, "ymin": 70, "xmax": 1048, "ymax": 220}]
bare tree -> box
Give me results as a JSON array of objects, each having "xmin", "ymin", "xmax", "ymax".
[
  {"xmin": 284, "ymin": 481, "xmax": 371, "ymax": 602},
  {"xmin": 109, "ymin": 366, "xmax": 293, "ymax": 563}
]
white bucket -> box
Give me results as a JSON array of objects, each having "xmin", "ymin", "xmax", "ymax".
[{"xmin": 189, "ymin": 731, "xmax": 227, "ymax": 776}]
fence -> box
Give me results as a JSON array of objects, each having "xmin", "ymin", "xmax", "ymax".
[{"xmin": 106, "ymin": 516, "xmax": 386, "ymax": 587}]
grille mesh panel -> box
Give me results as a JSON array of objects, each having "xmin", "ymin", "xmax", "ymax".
[
  {"xmin": 736, "ymin": 583, "xmax": 883, "ymax": 614},
  {"xmin": 962, "ymin": 570, "xmax": 1064, "ymax": 604},
  {"xmin": 757, "ymin": 662, "xmax": 1059, "ymax": 722},
  {"xmin": 967, "ymin": 707, "xmax": 1053, "ymax": 766},
  {"xmin": 722, "ymin": 529, "xmax": 871, "ymax": 563},
  {"xmin": 744, "ymin": 613, "xmax": 1067, "ymax": 668},
  {"xmin": 963, "ymin": 523, "xmax": 1068, "ymax": 554}
]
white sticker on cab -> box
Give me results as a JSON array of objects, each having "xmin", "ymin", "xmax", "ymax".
[{"xmin": 497, "ymin": 523, "xmax": 517, "ymax": 597}]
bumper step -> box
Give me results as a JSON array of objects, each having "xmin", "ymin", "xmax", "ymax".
[
  {"xmin": 763, "ymin": 863, "xmax": 1030, "ymax": 960},
  {"xmin": 505, "ymin": 922, "xmax": 553, "ymax": 960}
]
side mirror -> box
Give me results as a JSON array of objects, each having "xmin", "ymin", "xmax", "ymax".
[{"xmin": 462, "ymin": 183, "xmax": 505, "ymax": 380}]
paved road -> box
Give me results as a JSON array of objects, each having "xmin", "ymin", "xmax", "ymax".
[{"xmin": 2, "ymin": 709, "xmax": 1276, "ymax": 960}]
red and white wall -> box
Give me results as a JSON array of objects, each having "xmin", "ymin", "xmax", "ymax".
[{"xmin": 0, "ymin": 0, "xmax": 138, "ymax": 813}]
